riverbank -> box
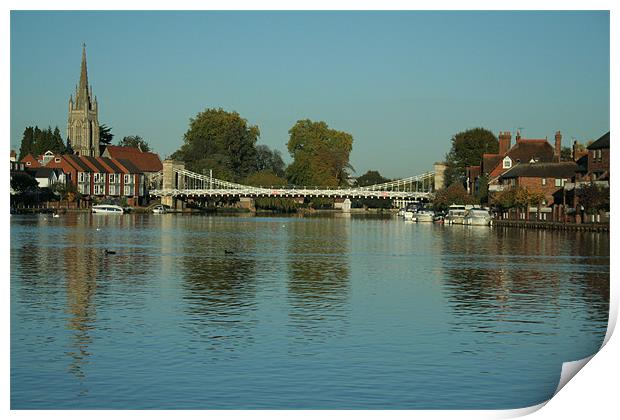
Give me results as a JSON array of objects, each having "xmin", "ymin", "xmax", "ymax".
[{"xmin": 492, "ymin": 219, "xmax": 609, "ymax": 232}]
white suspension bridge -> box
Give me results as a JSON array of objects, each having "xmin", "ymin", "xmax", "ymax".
[{"xmin": 148, "ymin": 161, "xmax": 435, "ymax": 207}]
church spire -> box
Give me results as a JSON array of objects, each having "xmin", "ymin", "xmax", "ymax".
[{"xmin": 76, "ymin": 43, "xmax": 90, "ymax": 109}]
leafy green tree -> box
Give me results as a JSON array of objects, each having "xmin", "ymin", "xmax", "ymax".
[
  {"xmin": 353, "ymin": 170, "xmax": 392, "ymax": 209},
  {"xmin": 11, "ymin": 173, "xmax": 38, "ymax": 194},
  {"xmin": 285, "ymin": 119, "xmax": 353, "ymax": 187},
  {"xmin": 444, "ymin": 128, "xmax": 498, "ymax": 186},
  {"xmin": 118, "ymin": 135, "xmax": 151, "ymax": 152},
  {"xmin": 433, "ymin": 183, "xmax": 477, "ymax": 211},
  {"xmin": 99, "ymin": 124, "xmax": 114, "ymax": 145},
  {"xmin": 255, "ymin": 145, "xmax": 285, "ymax": 177},
  {"xmin": 18, "ymin": 127, "xmax": 35, "ymax": 159},
  {"xmin": 172, "ymin": 108, "xmax": 260, "ymax": 182},
  {"xmin": 244, "ymin": 170, "xmax": 297, "ymax": 212},
  {"xmin": 560, "ymin": 146, "xmax": 573, "ymax": 161},
  {"xmin": 577, "ymin": 182, "xmax": 610, "ymax": 215},
  {"xmin": 356, "ymin": 170, "xmax": 388, "ymax": 187}
]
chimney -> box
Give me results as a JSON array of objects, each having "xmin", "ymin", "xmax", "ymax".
[
  {"xmin": 572, "ymin": 140, "xmax": 578, "ymax": 161},
  {"xmin": 498, "ymin": 131, "xmax": 511, "ymax": 156},
  {"xmin": 554, "ymin": 131, "xmax": 562, "ymax": 162},
  {"xmin": 516, "ymin": 130, "xmax": 522, "ymax": 142}
]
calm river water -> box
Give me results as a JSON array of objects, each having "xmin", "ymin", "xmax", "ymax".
[{"xmin": 10, "ymin": 213, "xmax": 609, "ymax": 409}]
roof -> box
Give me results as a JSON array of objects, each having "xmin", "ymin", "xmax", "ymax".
[
  {"xmin": 104, "ymin": 145, "xmax": 162, "ymax": 172},
  {"xmin": 99, "ymin": 156, "xmax": 124, "ymax": 173},
  {"xmin": 82, "ymin": 155, "xmax": 108, "ymax": 173},
  {"xmin": 116, "ymin": 158, "xmax": 142, "ymax": 174},
  {"xmin": 10, "ymin": 150, "xmax": 16, "ymax": 157},
  {"xmin": 33, "ymin": 167, "xmax": 55, "ymax": 177},
  {"xmin": 500, "ymin": 162, "xmax": 580, "ymax": 179},
  {"xmin": 64, "ymin": 155, "xmax": 93, "ymax": 172},
  {"xmin": 482, "ymin": 154, "xmax": 502, "ymax": 174},
  {"xmin": 507, "ymin": 139, "xmax": 555, "ymax": 163},
  {"xmin": 588, "ymin": 131, "xmax": 609, "ymax": 150}
]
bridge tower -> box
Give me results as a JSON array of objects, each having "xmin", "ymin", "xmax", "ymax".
[{"xmin": 162, "ymin": 159, "xmax": 186, "ymax": 210}]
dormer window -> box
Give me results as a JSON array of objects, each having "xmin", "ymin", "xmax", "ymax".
[
  {"xmin": 502, "ymin": 157, "xmax": 512, "ymax": 169},
  {"xmin": 26, "ymin": 161, "xmax": 31, "ymax": 166},
  {"xmin": 54, "ymin": 158, "xmax": 61, "ymax": 163}
]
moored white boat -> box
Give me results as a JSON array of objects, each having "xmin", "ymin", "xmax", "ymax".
[
  {"xmin": 415, "ymin": 209, "xmax": 435, "ymax": 222},
  {"xmin": 92, "ymin": 204, "xmax": 124, "ymax": 214},
  {"xmin": 152, "ymin": 204, "xmax": 166, "ymax": 214},
  {"xmin": 463, "ymin": 208, "xmax": 492, "ymax": 226},
  {"xmin": 445, "ymin": 204, "xmax": 467, "ymax": 225}
]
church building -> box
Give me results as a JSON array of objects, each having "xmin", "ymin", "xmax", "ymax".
[{"xmin": 67, "ymin": 44, "xmax": 100, "ymax": 157}]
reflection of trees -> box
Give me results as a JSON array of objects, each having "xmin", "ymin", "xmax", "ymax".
[
  {"xmin": 179, "ymin": 220, "xmax": 258, "ymax": 355},
  {"xmin": 286, "ymin": 218, "xmax": 351, "ymax": 347}
]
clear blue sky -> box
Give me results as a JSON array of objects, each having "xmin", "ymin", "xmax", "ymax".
[{"xmin": 10, "ymin": 11, "xmax": 609, "ymax": 178}]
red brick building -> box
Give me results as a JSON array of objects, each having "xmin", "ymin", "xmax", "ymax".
[
  {"xmin": 496, "ymin": 161, "xmax": 580, "ymax": 206},
  {"xmin": 466, "ymin": 130, "xmax": 563, "ymax": 196},
  {"xmin": 584, "ymin": 131, "xmax": 610, "ymax": 181},
  {"xmin": 20, "ymin": 147, "xmax": 161, "ymax": 206}
]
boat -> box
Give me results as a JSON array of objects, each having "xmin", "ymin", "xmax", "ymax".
[
  {"xmin": 92, "ymin": 204, "xmax": 124, "ymax": 214},
  {"xmin": 415, "ymin": 209, "xmax": 435, "ymax": 223},
  {"xmin": 463, "ymin": 208, "xmax": 492, "ymax": 226},
  {"xmin": 445, "ymin": 204, "xmax": 467, "ymax": 224},
  {"xmin": 397, "ymin": 208, "xmax": 406, "ymax": 217},
  {"xmin": 403, "ymin": 209, "xmax": 416, "ymax": 220},
  {"xmin": 152, "ymin": 204, "xmax": 166, "ymax": 214}
]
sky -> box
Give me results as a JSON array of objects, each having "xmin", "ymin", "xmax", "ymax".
[{"xmin": 10, "ymin": 10, "xmax": 610, "ymax": 178}]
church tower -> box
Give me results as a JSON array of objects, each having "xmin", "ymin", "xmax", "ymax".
[{"xmin": 67, "ymin": 44, "xmax": 100, "ymax": 156}]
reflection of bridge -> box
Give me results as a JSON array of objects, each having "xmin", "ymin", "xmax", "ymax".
[{"xmin": 149, "ymin": 160, "xmax": 435, "ymax": 208}]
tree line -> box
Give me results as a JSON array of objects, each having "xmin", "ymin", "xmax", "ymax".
[
  {"xmin": 170, "ymin": 108, "xmax": 366, "ymax": 210},
  {"xmin": 17, "ymin": 124, "xmax": 152, "ymax": 160}
]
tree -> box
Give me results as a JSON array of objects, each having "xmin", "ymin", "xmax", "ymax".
[
  {"xmin": 255, "ymin": 145, "xmax": 285, "ymax": 177},
  {"xmin": 577, "ymin": 182, "xmax": 610, "ymax": 215},
  {"xmin": 354, "ymin": 170, "xmax": 391, "ymax": 209},
  {"xmin": 118, "ymin": 135, "xmax": 151, "ymax": 152},
  {"xmin": 560, "ymin": 146, "xmax": 573, "ymax": 161},
  {"xmin": 433, "ymin": 183, "xmax": 478, "ymax": 211},
  {"xmin": 355, "ymin": 170, "xmax": 389, "ymax": 187},
  {"xmin": 18, "ymin": 127, "xmax": 35, "ymax": 160},
  {"xmin": 243, "ymin": 170, "xmax": 297, "ymax": 212},
  {"xmin": 285, "ymin": 119, "xmax": 354, "ymax": 187},
  {"xmin": 172, "ymin": 108, "xmax": 260, "ymax": 182},
  {"xmin": 10, "ymin": 173, "xmax": 38, "ymax": 195},
  {"xmin": 444, "ymin": 128, "xmax": 498, "ymax": 186},
  {"xmin": 99, "ymin": 124, "xmax": 114, "ymax": 145},
  {"xmin": 18, "ymin": 126, "xmax": 65, "ymax": 158}
]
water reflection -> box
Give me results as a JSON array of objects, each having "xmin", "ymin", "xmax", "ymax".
[
  {"xmin": 440, "ymin": 226, "xmax": 609, "ymax": 343},
  {"xmin": 286, "ymin": 218, "xmax": 351, "ymax": 349},
  {"xmin": 178, "ymin": 217, "xmax": 259, "ymax": 355}
]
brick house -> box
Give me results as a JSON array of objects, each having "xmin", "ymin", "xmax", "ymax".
[
  {"xmin": 585, "ymin": 131, "xmax": 610, "ymax": 181},
  {"xmin": 497, "ymin": 161, "xmax": 581, "ymax": 206},
  {"xmin": 466, "ymin": 130, "xmax": 563, "ymax": 196},
  {"xmin": 27, "ymin": 153, "xmax": 147, "ymax": 206}
]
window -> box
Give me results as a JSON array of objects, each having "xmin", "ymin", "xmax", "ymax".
[
  {"xmin": 124, "ymin": 185, "xmax": 133, "ymax": 196},
  {"xmin": 54, "ymin": 158, "xmax": 61, "ymax": 163},
  {"xmin": 124, "ymin": 174, "xmax": 132, "ymax": 184},
  {"xmin": 555, "ymin": 178, "xmax": 565, "ymax": 187},
  {"xmin": 541, "ymin": 178, "xmax": 546, "ymax": 186},
  {"xmin": 78, "ymin": 172, "xmax": 84, "ymax": 182},
  {"xmin": 502, "ymin": 157, "xmax": 512, "ymax": 169},
  {"xmin": 94, "ymin": 184, "xmax": 104, "ymax": 195},
  {"xmin": 26, "ymin": 161, "xmax": 31, "ymax": 166},
  {"xmin": 109, "ymin": 185, "xmax": 117, "ymax": 195}
]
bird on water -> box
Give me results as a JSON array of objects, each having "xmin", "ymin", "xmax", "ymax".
[
  {"xmin": 224, "ymin": 249, "xmax": 234, "ymax": 255},
  {"xmin": 104, "ymin": 249, "xmax": 116, "ymax": 255}
]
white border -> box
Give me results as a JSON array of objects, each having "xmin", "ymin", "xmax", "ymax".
[{"xmin": 3, "ymin": 1, "xmax": 616, "ymax": 419}]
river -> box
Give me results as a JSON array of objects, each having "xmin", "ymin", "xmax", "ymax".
[{"xmin": 10, "ymin": 212, "xmax": 609, "ymax": 409}]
